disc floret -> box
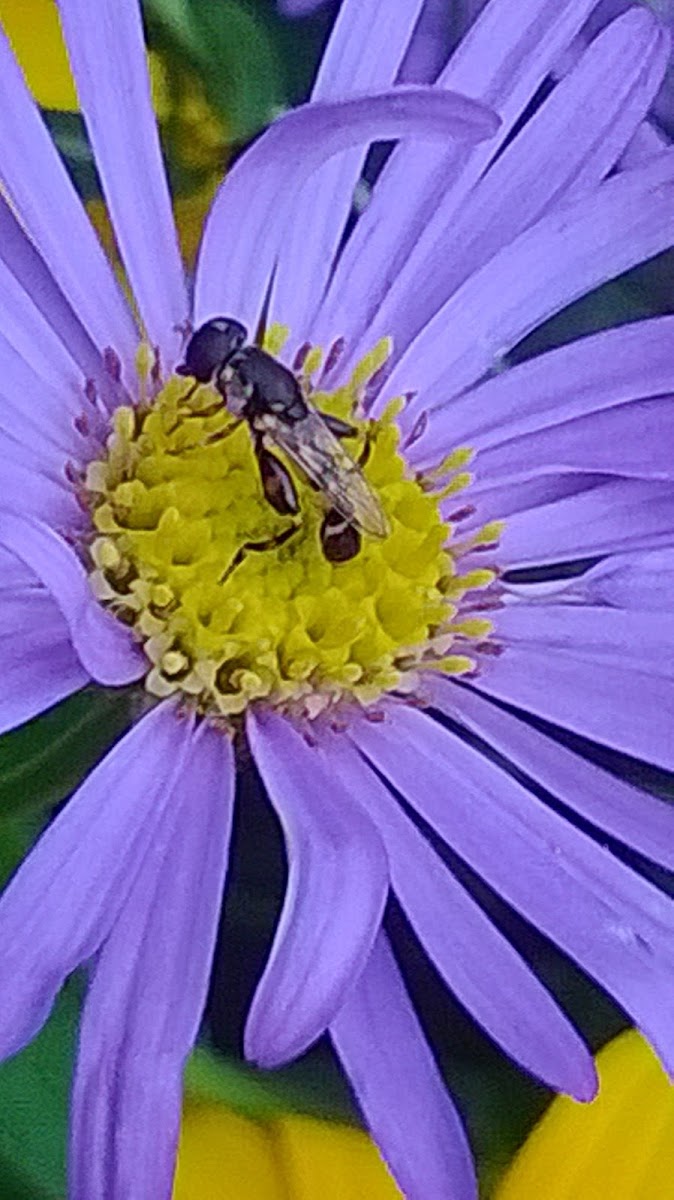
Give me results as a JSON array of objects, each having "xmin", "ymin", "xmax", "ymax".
[{"xmin": 83, "ymin": 329, "xmax": 497, "ymax": 722}]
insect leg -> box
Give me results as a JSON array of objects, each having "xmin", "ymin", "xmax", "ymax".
[
  {"xmin": 219, "ymin": 522, "xmax": 300, "ymax": 584},
  {"xmin": 317, "ymin": 412, "xmax": 358, "ymax": 439}
]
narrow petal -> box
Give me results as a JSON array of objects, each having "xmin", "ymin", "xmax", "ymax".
[
  {"xmin": 312, "ymin": 0, "xmax": 598, "ymax": 360},
  {"xmin": 493, "ymin": 603, "xmax": 674, "ymax": 679},
  {"xmin": 57, "ymin": 0, "xmax": 188, "ymax": 365},
  {"xmin": 407, "ymin": 317, "xmax": 674, "ymax": 467},
  {"xmin": 246, "ymin": 710, "xmax": 389, "ymax": 1067},
  {"xmin": 497, "ymin": 479, "xmax": 674, "ymax": 567},
  {"xmin": 70, "ymin": 723, "xmax": 234, "ymax": 1200},
  {"xmin": 0, "ymin": 255, "xmax": 96, "ymax": 405},
  {"xmin": 194, "ymin": 86, "xmax": 499, "ymax": 336},
  {"xmin": 431, "ymin": 679, "xmax": 674, "ymax": 872},
  {"xmin": 331, "ymin": 932, "xmax": 477, "ymax": 1200},
  {"xmin": 0, "ymin": 512, "xmax": 145, "ymax": 685},
  {"xmin": 573, "ymin": 550, "xmax": 674, "ymax": 611},
  {"xmin": 0, "ymin": 546, "xmax": 35, "ymax": 592},
  {"xmin": 322, "ymin": 732, "xmax": 595, "ymax": 1100},
  {"xmin": 0, "ymin": 192, "xmax": 119, "ymax": 407},
  {"xmin": 470, "ymin": 399, "xmax": 674, "ymax": 487},
  {"xmin": 0, "ymin": 702, "xmax": 194, "ymax": 1059},
  {"xmin": 454, "ymin": 472, "xmax": 600, "ymax": 529},
  {"xmin": 398, "ymin": 0, "xmax": 453, "ymax": 85},
  {"xmin": 475, "ymin": 622, "xmax": 674, "ymax": 771},
  {"xmin": 0, "ymin": 454, "xmax": 80, "ymax": 526},
  {"xmin": 391, "ymin": 149, "xmax": 674, "ymax": 418},
  {"xmin": 352, "ymin": 707, "xmax": 674, "ymax": 1073},
  {"xmin": 0, "ymin": 587, "xmax": 89, "ymax": 734},
  {"xmin": 0, "ymin": 23, "xmax": 138, "ymax": 375},
  {"xmin": 269, "ymin": 0, "xmax": 427, "ymax": 338},
  {"xmin": 345, "ymin": 7, "xmax": 670, "ymax": 378}
]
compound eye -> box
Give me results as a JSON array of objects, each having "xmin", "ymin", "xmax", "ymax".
[{"xmin": 176, "ymin": 317, "xmax": 248, "ymax": 382}]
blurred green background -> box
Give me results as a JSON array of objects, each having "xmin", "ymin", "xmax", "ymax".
[{"xmin": 0, "ymin": 0, "xmax": 672, "ymax": 1196}]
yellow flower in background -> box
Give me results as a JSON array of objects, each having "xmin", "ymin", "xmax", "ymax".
[
  {"xmin": 0, "ymin": 0, "xmax": 77, "ymax": 109},
  {"xmin": 0, "ymin": 0, "xmax": 227, "ymax": 267},
  {"xmin": 495, "ymin": 1030, "xmax": 674, "ymax": 1200},
  {"xmin": 173, "ymin": 1104, "xmax": 403, "ymax": 1199}
]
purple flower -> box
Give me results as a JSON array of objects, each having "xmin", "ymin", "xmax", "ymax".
[{"xmin": 1, "ymin": 0, "xmax": 674, "ymax": 1197}]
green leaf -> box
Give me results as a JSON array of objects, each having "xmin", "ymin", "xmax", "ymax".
[
  {"xmin": 146, "ymin": 0, "xmax": 287, "ymax": 143},
  {"xmin": 185, "ymin": 1044, "xmax": 355, "ymax": 1123},
  {"xmin": 0, "ymin": 686, "xmax": 133, "ymax": 819},
  {"xmin": 0, "ymin": 985, "xmax": 81, "ymax": 1199}
]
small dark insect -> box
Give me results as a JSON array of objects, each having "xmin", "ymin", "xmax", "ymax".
[{"xmin": 176, "ymin": 317, "xmax": 388, "ymax": 572}]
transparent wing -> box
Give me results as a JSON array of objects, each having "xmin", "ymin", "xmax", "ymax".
[{"xmin": 259, "ymin": 410, "xmax": 388, "ymax": 538}]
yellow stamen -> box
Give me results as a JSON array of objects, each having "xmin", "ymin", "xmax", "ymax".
[{"xmin": 83, "ymin": 327, "xmax": 498, "ymax": 724}]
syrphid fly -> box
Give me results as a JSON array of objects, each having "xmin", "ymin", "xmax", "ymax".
[{"xmin": 176, "ymin": 318, "xmax": 388, "ymax": 568}]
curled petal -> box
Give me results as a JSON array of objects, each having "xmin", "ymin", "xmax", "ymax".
[
  {"xmin": 0, "ymin": 586, "xmax": 88, "ymax": 734},
  {"xmin": 0, "ymin": 511, "xmax": 145, "ymax": 685},
  {"xmin": 195, "ymin": 86, "xmax": 499, "ymax": 334},
  {"xmin": 269, "ymin": 0, "xmax": 427, "ymax": 338},
  {"xmin": 246, "ymin": 710, "xmax": 389, "ymax": 1067}
]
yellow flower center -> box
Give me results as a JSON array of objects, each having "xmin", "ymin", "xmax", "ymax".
[{"xmin": 83, "ymin": 326, "xmax": 497, "ymax": 724}]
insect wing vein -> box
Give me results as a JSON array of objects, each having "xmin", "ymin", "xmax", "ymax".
[{"xmin": 264, "ymin": 411, "xmax": 388, "ymax": 538}]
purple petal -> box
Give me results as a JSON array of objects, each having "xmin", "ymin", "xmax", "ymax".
[
  {"xmin": 398, "ymin": 0, "xmax": 453, "ymax": 85},
  {"xmin": 391, "ymin": 148, "xmax": 674, "ymax": 419},
  {"xmin": 331, "ymin": 931, "xmax": 477, "ymax": 1200},
  {"xmin": 454, "ymin": 471, "xmax": 599, "ymax": 530},
  {"xmin": 194, "ymin": 86, "xmax": 499, "ymax": 336},
  {"xmin": 0, "ymin": 192, "xmax": 119, "ymax": 409},
  {"xmin": 245, "ymin": 710, "xmax": 388, "ymax": 1067},
  {"xmin": 0, "ymin": 326, "xmax": 96, "ymax": 468},
  {"xmin": 69, "ymin": 721, "xmax": 234, "ymax": 1200},
  {"xmin": 312, "ymin": 0, "xmax": 598, "ymax": 361},
  {"xmin": 497, "ymin": 478, "xmax": 674, "ymax": 567},
  {"xmin": 269, "ymin": 0, "xmax": 427, "ymax": 339},
  {"xmin": 56, "ymin": 0, "xmax": 188, "ymax": 367},
  {"xmin": 0, "ymin": 702, "xmax": 195, "ymax": 1059},
  {"xmin": 0, "ymin": 256, "xmax": 97, "ymax": 410},
  {"xmin": 345, "ymin": 6, "xmax": 669, "ymax": 382},
  {"xmin": 431, "ymin": 679, "xmax": 674, "ymax": 873},
  {"xmin": 0, "ymin": 546, "xmax": 35, "ymax": 592},
  {"xmin": 573, "ymin": 550, "xmax": 674, "ymax": 611},
  {"xmin": 0, "ymin": 24, "xmax": 138, "ymax": 378},
  {"xmin": 407, "ymin": 316, "xmax": 674, "ymax": 467},
  {"xmin": 0, "ymin": 454, "xmax": 80, "ymax": 526},
  {"xmin": 474, "ymin": 611, "xmax": 674, "ymax": 770},
  {"xmin": 493, "ymin": 602, "xmax": 674, "ymax": 678},
  {"xmin": 321, "ymin": 731, "xmax": 595, "ymax": 1099},
  {"xmin": 351, "ymin": 707, "xmax": 674, "ymax": 1074},
  {"xmin": 472, "ymin": 399, "xmax": 674, "ymax": 486},
  {"xmin": 0, "ymin": 586, "xmax": 89, "ymax": 734},
  {"xmin": 0, "ymin": 512, "xmax": 145, "ymax": 686}
]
